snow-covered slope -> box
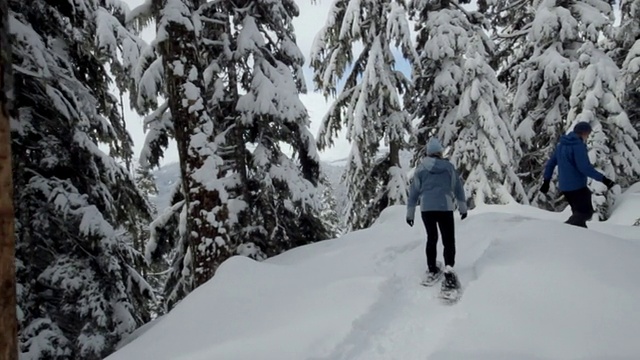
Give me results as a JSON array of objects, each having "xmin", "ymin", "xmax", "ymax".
[
  {"xmin": 108, "ymin": 203, "xmax": 640, "ymax": 360},
  {"xmin": 608, "ymin": 182, "xmax": 640, "ymax": 226}
]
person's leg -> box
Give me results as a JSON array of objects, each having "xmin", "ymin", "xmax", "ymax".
[
  {"xmin": 437, "ymin": 211, "xmax": 456, "ymax": 268},
  {"xmin": 421, "ymin": 211, "xmax": 439, "ymax": 273},
  {"xmin": 563, "ymin": 189, "xmax": 580, "ymax": 226},
  {"xmin": 572, "ymin": 187, "xmax": 594, "ymax": 228},
  {"xmin": 564, "ymin": 187, "xmax": 593, "ymax": 228}
]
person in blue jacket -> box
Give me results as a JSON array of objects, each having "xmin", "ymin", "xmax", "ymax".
[
  {"xmin": 540, "ymin": 121, "xmax": 615, "ymax": 228},
  {"xmin": 406, "ymin": 137, "xmax": 467, "ymax": 288}
]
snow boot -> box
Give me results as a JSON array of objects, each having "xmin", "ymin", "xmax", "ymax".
[
  {"xmin": 439, "ymin": 266, "xmax": 462, "ymax": 304},
  {"xmin": 421, "ymin": 261, "xmax": 443, "ymax": 286},
  {"xmin": 441, "ymin": 266, "xmax": 460, "ymax": 291}
]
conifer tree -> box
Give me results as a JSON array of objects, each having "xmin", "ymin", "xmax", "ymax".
[
  {"xmin": 233, "ymin": 0, "xmax": 334, "ymax": 252},
  {"xmin": 568, "ymin": 42, "xmax": 640, "ymax": 218},
  {"xmin": 480, "ymin": 0, "xmax": 618, "ymax": 209},
  {"xmin": 407, "ymin": 0, "xmax": 525, "ymax": 205},
  {"xmin": 311, "ymin": 0, "xmax": 415, "ymax": 230},
  {"xmin": 9, "ymin": 0, "xmax": 154, "ymax": 357},
  {"xmin": 318, "ymin": 176, "xmax": 342, "ymax": 237},
  {"xmin": 132, "ymin": 0, "xmax": 333, "ymax": 308},
  {"xmin": 615, "ymin": 0, "xmax": 640, "ymax": 144}
]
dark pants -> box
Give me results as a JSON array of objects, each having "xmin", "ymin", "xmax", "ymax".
[
  {"xmin": 421, "ymin": 211, "xmax": 455, "ymax": 273},
  {"xmin": 562, "ymin": 187, "xmax": 594, "ymax": 228}
]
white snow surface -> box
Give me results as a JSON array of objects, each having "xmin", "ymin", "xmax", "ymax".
[
  {"xmin": 608, "ymin": 182, "xmax": 640, "ymax": 226},
  {"xmin": 109, "ymin": 201, "xmax": 640, "ymax": 360}
]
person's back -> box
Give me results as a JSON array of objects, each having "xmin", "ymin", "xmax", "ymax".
[
  {"xmin": 410, "ymin": 156, "xmax": 465, "ymax": 212},
  {"xmin": 549, "ymin": 132, "xmax": 603, "ymax": 192}
]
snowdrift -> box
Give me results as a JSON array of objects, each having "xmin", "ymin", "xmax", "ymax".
[
  {"xmin": 108, "ymin": 205, "xmax": 640, "ymax": 360},
  {"xmin": 608, "ymin": 182, "xmax": 640, "ymax": 226}
]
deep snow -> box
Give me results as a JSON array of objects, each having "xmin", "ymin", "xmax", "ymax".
[{"xmin": 108, "ymin": 198, "xmax": 640, "ymax": 360}]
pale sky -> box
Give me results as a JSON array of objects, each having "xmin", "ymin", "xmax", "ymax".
[{"xmin": 122, "ymin": 0, "xmax": 352, "ymax": 167}]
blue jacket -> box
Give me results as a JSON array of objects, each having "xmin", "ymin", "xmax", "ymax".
[
  {"xmin": 406, "ymin": 156, "xmax": 467, "ymax": 221},
  {"xmin": 543, "ymin": 132, "xmax": 604, "ymax": 192}
]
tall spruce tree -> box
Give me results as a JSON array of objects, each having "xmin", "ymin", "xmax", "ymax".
[
  {"xmin": 318, "ymin": 175, "xmax": 342, "ymax": 237},
  {"xmin": 157, "ymin": 0, "xmax": 233, "ymax": 287},
  {"xmin": 310, "ymin": 0, "xmax": 415, "ymax": 230},
  {"xmin": 568, "ymin": 42, "xmax": 640, "ymax": 218},
  {"xmin": 480, "ymin": 0, "xmax": 618, "ymax": 210},
  {"xmin": 407, "ymin": 0, "xmax": 525, "ymax": 205},
  {"xmin": 130, "ymin": 0, "xmax": 227, "ymax": 308},
  {"xmin": 616, "ymin": 0, "xmax": 640, "ymax": 145},
  {"xmin": 231, "ymin": 0, "xmax": 333, "ymax": 254},
  {"xmin": 477, "ymin": 0, "xmax": 536, "ymax": 91},
  {"xmin": 9, "ymin": 0, "xmax": 154, "ymax": 358},
  {"xmin": 130, "ymin": 0, "xmax": 235, "ymax": 304},
  {"xmin": 132, "ymin": 0, "xmax": 333, "ymax": 309}
]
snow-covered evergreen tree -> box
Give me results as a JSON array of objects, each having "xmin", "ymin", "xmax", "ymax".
[
  {"xmin": 135, "ymin": 166, "xmax": 158, "ymax": 199},
  {"xmin": 131, "ymin": 0, "xmax": 234, "ymax": 292},
  {"xmin": 568, "ymin": 42, "xmax": 640, "ymax": 218},
  {"xmin": 207, "ymin": 0, "xmax": 334, "ymax": 255},
  {"xmin": 129, "ymin": 16, "xmax": 193, "ymax": 307},
  {"xmin": 131, "ymin": 166, "xmax": 157, "ymax": 259},
  {"xmin": 481, "ymin": 0, "xmax": 617, "ymax": 209},
  {"xmin": 406, "ymin": 0, "xmax": 525, "ymax": 205},
  {"xmin": 131, "ymin": 0, "xmax": 333, "ymax": 308},
  {"xmin": 9, "ymin": 0, "xmax": 154, "ymax": 358},
  {"xmin": 311, "ymin": 0, "xmax": 415, "ymax": 230},
  {"xmin": 610, "ymin": 0, "xmax": 640, "ymax": 66},
  {"xmin": 318, "ymin": 176, "xmax": 342, "ymax": 237},
  {"xmin": 477, "ymin": 0, "xmax": 536, "ymax": 89},
  {"xmin": 615, "ymin": 0, "xmax": 640, "ymax": 144},
  {"xmin": 146, "ymin": 182, "xmax": 186, "ymax": 310}
]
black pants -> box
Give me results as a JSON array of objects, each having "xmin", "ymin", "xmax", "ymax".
[
  {"xmin": 562, "ymin": 187, "xmax": 594, "ymax": 228},
  {"xmin": 421, "ymin": 211, "xmax": 455, "ymax": 273}
]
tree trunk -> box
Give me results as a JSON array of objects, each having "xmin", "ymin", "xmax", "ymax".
[
  {"xmin": 156, "ymin": 0, "xmax": 231, "ymax": 286},
  {"xmin": 0, "ymin": 0, "xmax": 18, "ymax": 357},
  {"xmin": 389, "ymin": 139, "xmax": 400, "ymax": 173}
]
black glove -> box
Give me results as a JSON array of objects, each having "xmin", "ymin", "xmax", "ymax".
[
  {"xmin": 602, "ymin": 177, "xmax": 615, "ymax": 189},
  {"xmin": 461, "ymin": 213, "xmax": 467, "ymax": 220},
  {"xmin": 540, "ymin": 179, "xmax": 550, "ymax": 194},
  {"xmin": 406, "ymin": 219, "xmax": 414, "ymax": 227}
]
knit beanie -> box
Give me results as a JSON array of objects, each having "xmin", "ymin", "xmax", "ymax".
[
  {"xmin": 426, "ymin": 137, "xmax": 444, "ymax": 155},
  {"xmin": 574, "ymin": 121, "xmax": 592, "ymax": 134}
]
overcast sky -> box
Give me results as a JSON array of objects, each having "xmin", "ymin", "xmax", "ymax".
[{"xmin": 121, "ymin": 0, "xmax": 353, "ymax": 167}]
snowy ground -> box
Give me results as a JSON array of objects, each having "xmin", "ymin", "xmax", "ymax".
[
  {"xmin": 108, "ymin": 193, "xmax": 640, "ymax": 360},
  {"xmin": 608, "ymin": 182, "xmax": 640, "ymax": 226}
]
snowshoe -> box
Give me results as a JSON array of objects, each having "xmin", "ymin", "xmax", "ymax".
[
  {"xmin": 420, "ymin": 261, "xmax": 443, "ymax": 287},
  {"xmin": 439, "ymin": 266, "xmax": 461, "ymax": 304}
]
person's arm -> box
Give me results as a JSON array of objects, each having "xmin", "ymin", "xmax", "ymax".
[
  {"xmin": 453, "ymin": 169, "xmax": 467, "ymax": 215},
  {"xmin": 406, "ymin": 168, "xmax": 422, "ymax": 221},
  {"xmin": 574, "ymin": 143, "xmax": 604, "ymax": 181},
  {"xmin": 543, "ymin": 149, "xmax": 558, "ymax": 181}
]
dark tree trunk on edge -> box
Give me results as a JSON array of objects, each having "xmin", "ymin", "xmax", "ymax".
[{"xmin": 0, "ymin": 0, "xmax": 18, "ymax": 357}]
